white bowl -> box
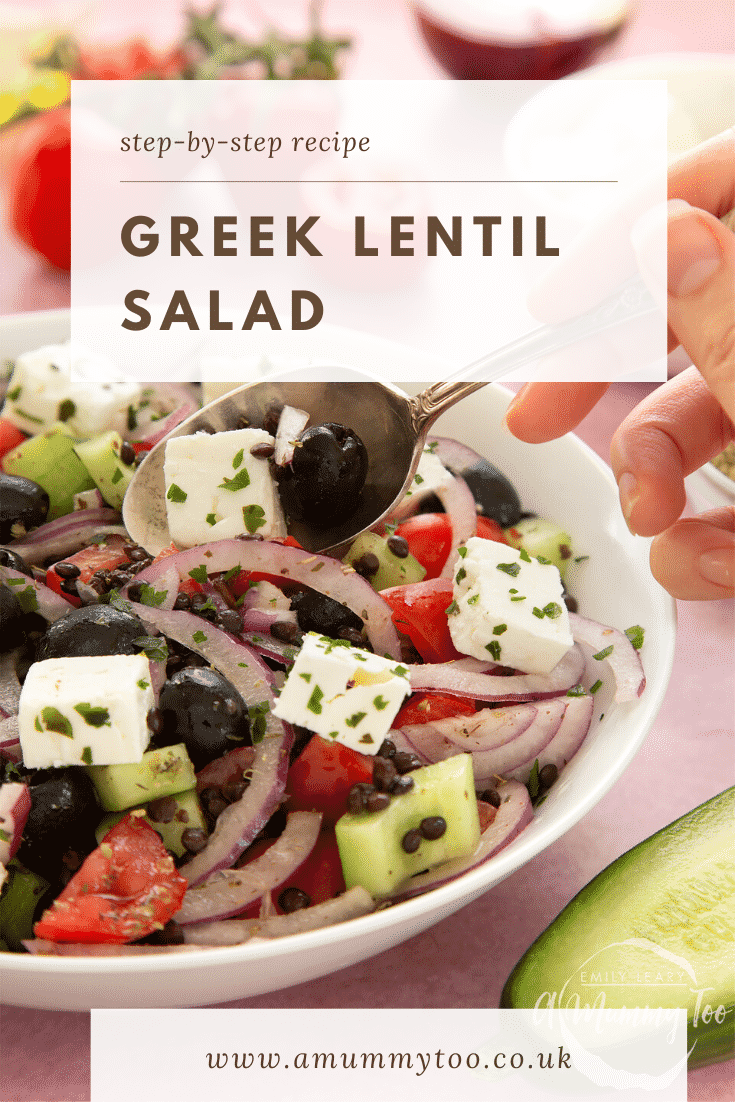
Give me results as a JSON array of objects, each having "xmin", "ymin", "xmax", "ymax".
[{"xmin": 0, "ymin": 310, "xmax": 676, "ymax": 1010}]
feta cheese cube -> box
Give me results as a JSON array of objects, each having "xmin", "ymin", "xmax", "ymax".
[
  {"xmin": 405, "ymin": 447, "xmax": 454, "ymax": 501},
  {"xmin": 273, "ymin": 633, "xmax": 411, "ymax": 754},
  {"xmin": 449, "ymin": 537, "xmax": 573, "ymax": 675},
  {"xmin": 18, "ymin": 654, "xmax": 155, "ymax": 769},
  {"xmin": 163, "ymin": 428, "xmax": 286, "ymax": 548},
  {"xmin": 3, "ymin": 342, "xmax": 141, "ymax": 437}
]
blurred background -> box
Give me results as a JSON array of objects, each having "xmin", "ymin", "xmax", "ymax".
[{"xmin": 0, "ymin": 0, "xmax": 733, "ymax": 318}]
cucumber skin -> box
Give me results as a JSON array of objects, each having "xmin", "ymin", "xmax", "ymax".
[{"xmin": 500, "ymin": 788, "xmax": 735, "ymax": 1068}]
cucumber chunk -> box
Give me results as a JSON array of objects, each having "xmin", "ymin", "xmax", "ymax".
[
  {"xmin": 504, "ymin": 516, "xmax": 573, "ymax": 580},
  {"xmin": 343, "ymin": 531, "xmax": 426, "ymax": 592},
  {"xmin": 335, "ymin": 754, "xmax": 480, "ymax": 897},
  {"xmin": 85, "ymin": 743, "xmax": 197, "ymax": 812},
  {"xmin": 2, "ymin": 423, "xmax": 95, "ymax": 519},
  {"xmin": 501, "ymin": 787, "xmax": 735, "ymax": 1069},
  {"xmin": 74, "ymin": 430, "xmax": 135, "ymax": 510},
  {"xmin": 95, "ymin": 787, "xmax": 206, "ymax": 857},
  {"xmin": 0, "ymin": 862, "xmax": 49, "ymax": 951}
]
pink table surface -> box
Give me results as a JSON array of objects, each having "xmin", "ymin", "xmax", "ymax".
[{"xmin": 1, "ymin": 3, "xmax": 734, "ymax": 1101}]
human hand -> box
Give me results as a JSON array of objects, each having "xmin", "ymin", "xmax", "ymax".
[{"xmin": 504, "ymin": 130, "xmax": 735, "ymax": 600}]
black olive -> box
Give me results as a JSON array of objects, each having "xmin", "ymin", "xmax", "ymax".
[
  {"xmin": 0, "ymin": 473, "xmax": 49, "ymax": 542},
  {"xmin": 18, "ymin": 768, "xmax": 101, "ymax": 883},
  {"xmin": 156, "ymin": 666, "xmax": 250, "ymax": 770},
  {"xmin": 290, "ymin": 588, "xmax": 363, "ymax": 638},
  {"xmin": 36, "ymin": 604, "xmax": 145, "ymax": 660},
  {"xmin": 0, "ymin": 586, "xmax": 26, "ymax": 652},
  {"xmin": 419, "ymin": 459, "xmax": 523, "ymax": 528},
  {"xmin": 278, "ymin": 422, "xmax": 368, "ymax": 526},
  {"xmin": 0, "ymin": 548, "xmax": 33, "ymax": 576}
]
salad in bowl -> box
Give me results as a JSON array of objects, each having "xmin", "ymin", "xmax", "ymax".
[{"xmin": 0, "ymin": 316, "xmax": 673, "ymax": 1009}]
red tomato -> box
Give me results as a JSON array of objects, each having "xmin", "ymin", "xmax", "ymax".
[
  {"xmin": 237, "ymin": 829, "xmax": 346, "ymax": 918},
  {"xmin": 8, "ymin": 108, "xmax": 71, "ymax": 270},
  {"xmin": 229, "ymin": 537, "xmax": 305, "ymax": 596},
  {"xmin": 149, "ymin": 542, "xmax": 202, "ymax": 598},
  {"xmin": 395, "ymin": 513, "xmax": 508, "ymax": 579},
  {"xmin": 0, "ymin": 418, "xmax": 27, "ymax": 460},
  {"xmin": 285, "ymin": 736, "xmax": 374, "ymax": 825},
  {"xmin": 75, "ymin": 40, "xmax": 187, "ymax": 80},
  {"xmin": 46, "ymin": 535, "xmax": 132, "ymax": 607},
  {"xmin": 394, "ymin": 692, "xmax": 476, "ymax": 728},
  {"xmin": 33, "ymin": 813, "xmax": 187, "ymax": 943},
  {"xmin": 380, "ymin": 578, "xmax": 463, "ymax": 664}
]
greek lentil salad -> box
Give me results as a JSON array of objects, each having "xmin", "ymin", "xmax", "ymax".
[{"xmin": 0, "ymin": 343, "xmax": 646, "ymax": 954}]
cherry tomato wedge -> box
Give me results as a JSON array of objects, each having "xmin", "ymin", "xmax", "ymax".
[
  {"xmin": 380, "ymin": 578, "xmax": 463, "ymax": 664},
  {"xmin": 0, "ymin": 418, "xmax": 27, "ymax": 461},
  {"xmin": 150, "ymin": 542, "xmax": 203, "ymax": 599},
  {"xmin": 46, "ymin": 534, "xmax": 132, "ymax": 607},
  {"xmin": 394, "ymin": 513, "xmax": 508, "ymax": 579},
  {"xmin": 8, "ymin": 108, "xmax": 71, "ymax": 270},
  {"xmin": 33, "ymin": 813, "xmax": 187, "ymax": 943},
  {"xmin": 286, "ymin": 735, "xmax": 374, "ymax": 825},
  {"xmin": 394, "ymin": 692, "xmax": 476, "ymax": 728}
]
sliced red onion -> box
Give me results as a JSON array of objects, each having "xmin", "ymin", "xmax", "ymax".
[
  {"xmin": 73, "ymin": 488, "xmax": 106, "ymax": 510},
  {"xmin": 0, "ymin": 714, "xmax": 19, "ymax": 749},
  {"xmin": 504, "ymin": 694, "xmax": 594, "ymax": 783},
  {"xmin": 130, "ymin": 539, "xmax": 402, "ymax": 659},
  {"xmin": 274, "ymin": 405, "xmax": 309, "ymax": 467},
  {"xmin": 0, "ymin": 651, "xmax": 22, "ymax": 719},
  {"xmin": 183, "ymin": 885, "xmax": 375, "ymax": 945},
  {"xmin": 436, "ymin": 474, "xmax": 478, "ymax": 578},
  {"xmin": 569, "ymin": 613, "xmax": 646, "ymax": 703},
  {"xmin": 176, "ymin": 811, "xmax": 321, "ymax": 924},
  {"xmin": 240, "ymin": 608, "xmax": 279, "ymax": 633},
  {"xmin": 156, "ymin": 564, "xmax": 181, "ymax": 611},
  {"xmin": 6, "ymin": 509, "xmax": 122, "ymax": 566},
  {"xmin": 23, "ymin": 940, "xmax": 207, "ymax": 956},
  {"xmin": 128, "ymin": 384, "xmax": 198, "ymax": 446},
  {"xmin": 0, "ymin": 781, "xmax": 31, "ymax": 864},
  {"xmin": 396, "ymin": 702, "xmax": 538, "ymax": 762},
  {"xmin": 0, "ymin": 565, "xmax": 73, "ymax": 622},
  {"xmin": 406, "ymin": 644, "xmax": 586, "ymax": 701},
  {"xmin": 402, "ymin": 698, "xmax": 566, "ymax": 783},
  {"xmin": 389, "ymin": 780, "xmax": 533, "ymax": 901},
  {"xmin": 196, "ymin": 746, "xmax": 256, "ymax": 793},
  {"xmin": 429, "ymin": 435, "xmax": 486, "ymax": 473},
  {"xmin": 241, "ymin": 631, "xmax": 298, "ymax": 666}
]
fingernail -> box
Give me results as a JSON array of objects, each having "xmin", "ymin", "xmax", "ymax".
[
  {"xmin": 502, "ymin": 384, "xmax": 527, "ymax": 426},
  {"xmin": 698, "ymin": 548, "xmax": 734, "ymax": 588},
  {"xmin": 667, "ymin": 206, "xmax": 723, "ymax": 298},
  {"xmin": 618, "ymin": 472, "xmax": 639, "ymax": 534}
]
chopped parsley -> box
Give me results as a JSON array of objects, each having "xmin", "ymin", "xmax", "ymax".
[
  {"xmin": 14, "ymin": 586, "xmax": 38, "ymax": 614},
  {"xmin": 307, "ymin": 685, "xmax": 324, "ymax": 715},
  {"xmin": 81, "ymin": 746, "xmax": 93, "ymax": 765},
  {"xmin": 510, "ymin": 594, "xmax": 526, "ymax": 602},
  {"xmin": 589, "ymin": 679, "xmax": 603, "ymax": 694},
  {"xmin": 242, "ymin": 504, "xmax": 266, "ymax": 533},
  {"xmin": 232, "ymin": 448, "xmax": 244, "ymax": 469},
  {"xmin": 57, "ymin": 398, "xmax": 76, "ymax": 422},
  {"xmin": 373, "ymin": 695, "xmax": 389, "ymax": 710},
  {"xmin": 139, "ymin": 584, "xmax": 168, "ymax": 608},
  {"xmin": 519, "ymin": 548, "xmax": 531, "ymax": 563},
  {"xmin": 166, "ymin": 483, "xmax": 187, "ymax": 503},
  {"xmin": 249, "ymin": 701, "xmax": 270, "ymax": 743},
  {"xmin": 219, "ymin": 467, "xmax": 251, "ymax": 492},
  {"xmin": 74, "ymin": 703, "xmax": 111, "ymax": 727},
  {"xmin": 414, "ymin": 473, "xmax": 424, "ymax": 484},
  {"xmin": 592, "ymin": 645, "xmax": 614, "ymax": 661},
  {"xmin": 455, "ymin": 567, "xmax": 466, "ymax": 584},
  {"xmin": 137, "ymin": 679, "xmax": 149, "ymax": 690},
  {"xmin": 133, "ymin": 636, "xmax": 169, "ymax": 663},
  {"xmin": 574, "ymin": 555, "xmax": 589, "ymax": 563},
  {"xmin": 566, "ymin": 685, "xmax": 587, "ymax": 697},
  {"xmin": 444, "ymin": 599, "xmax": 459, "ymax": 616},
  {"xmin": 492, "ymin": 624, "xmax": 507, "ymax": 635},
  {"xmin": 192, "ymin": 630, "xmax": 207, "ymax": 644},
  {"xmin": 188, "ymin": 565, "xmax": 208, "ymax": 584},
  {"xmin": 532, "ymin": 606, "xmax": 545, "ymax": 619},
  {"xmin": 111, "ymin": 467, "xmax": 123, "ymax": 484},
  {"xmin": 457, "ymin": 545, "xmax": 467, "ymax": 558},
  {"xmin": 485, "ymin": 640, "xmax": 502, "ymax": 661},
  {"xmin": 345, "ymin": 711, "xmax": 367, "ymax": 728},
  {"xmin": 38, "ymin": 706, "xmax": 73, "ymax": 738},
  {"xmin": 299, "ymin": 672, "xmax": 312, "ymax": 682},
  {"xmin": 206, "ymin": 513, "xmax": 217, "ymax": 526},
  {"xmin": 624, "ymin": 625, "xmax": 645, "ymax": 650},
  {"xmin": 527, "ymin": 758, "xmax": 541, "ymax": 800},
  {"xmin": 542, "ymin": 602, "xmax": 562, "ymax": 619},
  {"xmin": 497, "ymin": 562, "xmax": 521, "ymax": 577},
  {"xmin": 467, "ymin": 593, "xmax": 480, "ymax": 605},
  {"xmin": 7, "ymin": 385, "xmax": 21, "ymax": 402}
]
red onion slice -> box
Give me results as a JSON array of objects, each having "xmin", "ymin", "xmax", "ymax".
[
  {"xmin": 130, "ymin": 539, "xmax": 402, "ymax": 659},
  {"xmin": 569, "ymin": 613, "xmax": 646, "ymax": 703},
  {"xmin": 176, "ymin": 811, "xmax": 322, "ymax": 924},
  {"xmin": 0, "ymin": 715, "xmax": 19, "ymax": 749},
  {"xmin": 0, "ymin": 781, "xmax": 31, "ymax": 864},
  {"xmin": 128, "ymin": 383, "xmax": 198, "ymax": 446},
  {"xmin": 397, "ymin": 702, "xmax": 538, "ymax": 762},
  {"xmin": 504, "ymin": 694, "xmax": 594, "ymax": 783},
  {"xmin": 436, "ymin": 474, "xmax": 478, "ymax": 578},
  {"xmin": 182, "ymin": 885, "xmax": 375, "ymax": 945},
  {"xmin": 406, "ymin": 644, "xmax": 586, "ymax": 701},
  {"xmin": 0, "ymin": 565, "xmax": 73, "ymax": 622},
  {"xmin": 274, "ymin": 405, "xmax": 310, "ymax": 467},
  {"xmin": 23, "ymin": 940, "xmax": 207, "ymax": 956},
  {"xmin": 0, "ymin": 651, "xmax": 22, "ymax": 719},
  {"xmin": 196, "ymin": 746, "xmax": 256, "ymax": 792},
  {"xmin": 7, "ymin": 509, "xmax": 123, "ymax": 566},
  {"xmin": 389, "ymin": 780, "xmax": 533, "ymax": 901}
]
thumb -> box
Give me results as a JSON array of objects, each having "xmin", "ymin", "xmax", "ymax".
[
  {"xmin": 636, "ymin": 201, "xmax": 735, "ymax": 422},
  {"xmin": 649, "ymin": 508, "xmax": 735, "ymax": 600}
]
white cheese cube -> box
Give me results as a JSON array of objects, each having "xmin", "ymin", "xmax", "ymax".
[
  {"xmin": 404, "ymin": 447, "xmax": 454, "ymax": 501},
  {"xmin": 273, "ymin": 633, "xmax": 411, "ymax": 754},
  {"xmin": 18, "ymin": 654, "xmax": 155, "ymax": 769},
  {"xmin": 3, "ymin": 342, "xmax": 141, "ymax": 437},
  {"xmin": 163, "ymin": 428, "xmax": 287, "ymax": 549},
  {"xmin": 449, "ymin": 537, "xmax": 573, "ymax": 675}
]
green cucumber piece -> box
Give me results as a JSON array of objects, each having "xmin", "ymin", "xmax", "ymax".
[
  {"xmin": 95, "ymin": 788, "xmax": 206, "ymax": 857},
  {"xmin": 343, "ymin": 531, "xmax": 426, "ymax": 592},
  {"xmin": 74, "ymin": 430, "xmax": 135, "ymax": 510},
  {"xmin": 335, "ymin": 754, "xmax": 479, "ymax": 897},
  {"xmin": 2, "ymin": 423, "xmax": 95, "ymax": 519},
  {"xmin": 501, "ymin": 787, "xmax": 735, "ymax": 1069},
  {"xmin": 0, "ymin": 862, "xmax": 49, "ymax": 951},
  {"xmin": 85, "ymin": 743, "xmax": 197, "ymax": 812},
  {"xmin": 503, "ymin": 516, "xmax": 573, "ymax": 580}
]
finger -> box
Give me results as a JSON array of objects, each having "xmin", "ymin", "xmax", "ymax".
[
  {"xmin": 667, "ymin": 128, "xmax": 735, "ymax": 218},
  {"xmin": 611, "ymin": 367, "xmax": 734, "ymax": 535},
  {"xmin": 503, "ymin": 382, "xmax": 609, "ymax": 443},
  {"xmin": 649, "ymin": 508, "xmax": 735, "ymax": 600}
]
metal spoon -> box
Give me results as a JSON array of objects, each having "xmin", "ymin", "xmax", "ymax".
[{"xmin": 123, "ymin": 270, "xmax": 664, "ymax": 556}]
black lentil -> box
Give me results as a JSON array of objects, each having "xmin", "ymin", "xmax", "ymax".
[
  {"xmin": 393, "ymin": 751, "xmax": 422, "ymax": 774},
  {"xmin": 539, "ymin": 763, "xmax": 558, "ymax": 789},
  {"xmin": 250, "ymin": 442, "xmax": 275, "ymax": 459},
  {"xmin": 146, "ymin": 707, "xmax": 164, "ymax": 735},
  {"xmin": 366, "ymin": 790, "xmax": 391, "ymax": 813},
  {"xmin": 387, "ymin": 534, "xmax": 409, "ymax": 559},
  {"xmin": 278, "ymin": 886, "xmax": 310, "ymax": 912},
  {"xmin": 217, "ymin": 609, "xmax": 242, "ymax": 634},
  {"xmin": 54, "ymin": 561, "xmax": 81, "ymax": 579},
  {"xmin": 479, "ymin": 788, "xmax": 501, "ymax": 808},
  {"xmin": 352, "ymin": 552, "xmax": 379, "ymax": 578},
  {"xmin": 402, "ymin": 828, "xmax": 421, "ymax": 853},
  {"xmin": 390, "ymin": 774, "xmax": 415, "ymax": 795},
  {"xmin": 119, "ymin": 440, "xmax": 136, "ymax": 466},
  {"xmin": 377, "ymin": 738, "xmax": 396, "ymax": 759},
  {"xmin": 271, "ymin": 620, "xmax": 300, "ymax": 643},
  {"xmin": 173, "ymin": 592, "xmax": 191, "ymax": 610},
  {"xmin": 420, "ymin": 815, "xmax": 446, "ymax": 840},
  {"xmin": 148, "ymin": 795, "xmax": 177, "ymax": 823},
  {"xmin": 181, "ymin": 828, "xmax": 209, "ymax": 854},
  {"xmin": 372, "ymin": 756, "xmax": 397, "ymax": 791}
]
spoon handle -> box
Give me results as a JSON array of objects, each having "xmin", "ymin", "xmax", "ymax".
[{"xmin": 409, "ymin": 273, "xmax": 656, "ymax": 434}]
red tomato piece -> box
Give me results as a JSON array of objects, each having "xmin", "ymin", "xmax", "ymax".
[
  {"xmin": 0, "ymin": 418, "xmax": 27, "ymax": 460},
  {"xmin": 395, "ymin": 513, "xmax": 508, "ymax": 579},
  {"xmin": 393, "ymin": 691, "xmax": 476, "ymax": 728},
  {"xmin": 285, "ymin": 736, "xmax": 374, "ymax": 826},
  {"xmin": 380, "ymin": 578, "xmax": 463, "ymax": 664},
  {"xmin": 8, "ymin": 108, "xmax": 71, "ymax": 270},
  {"xmin": 149, "ymin": 542, "xmax": 203, "ymax": 598},
  {"xmin": 33, "ymin": 813, "xmax": 187, "ymax": 943},
  {"xmin": 237, "ymin": 829, "xmax": 346, "ymax": 918},
  {"xmin": 229, "ymin": 537, "xmax": 304, "ymax": 597},
  {"xmin": 46, "ymin": 535, "xmax": 132, "ymax": 607}
]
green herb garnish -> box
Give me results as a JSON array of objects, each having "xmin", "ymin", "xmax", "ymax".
[
  {"xmin": 166, "ymin": 483, "xmax": 187, "ymax": 503},
  {"xmin": 242, "ymin": 504, "xmax": 266, "ymax": 533},
  {"xmin": 74, "ymin": 703, "xmax": 111, "ymax": 727},
  {"xmin": 219, "ymin": 467, "xmax": 251, "ymax": 492},
  {"xmin": 624, "ymin": 625, "xmax": 645, "ymax": 650}
]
